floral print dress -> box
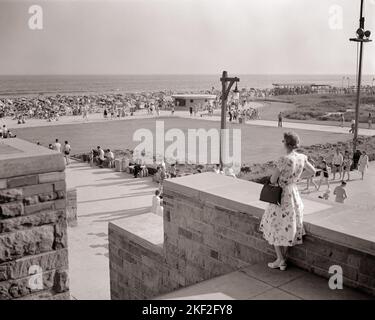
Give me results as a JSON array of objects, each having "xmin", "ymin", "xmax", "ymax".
[{"xmin": 260, "ymin": 151, "xmax": 307, "ymax": 246}]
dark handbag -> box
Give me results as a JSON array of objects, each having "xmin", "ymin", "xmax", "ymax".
[{"xmin": 259, "ymin": 181, "xmax": 282, "ymax": 205}]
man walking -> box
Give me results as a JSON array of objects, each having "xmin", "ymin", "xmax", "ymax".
[
  {"xmin": 340, "ymin": 113, "xmax": 345, "ymax": 128},
  {"xmin": 368, "ymin": 113, "xmax": 372, "ymax": 129},
  {"xmin": 278, "ymin": 112, "xmax": 283, "ymax": 127},
  {"xmin": 332, "ymin": 148, "xmax": 343, "ymax": 180},
  {"xmin": 53, "ymin": 139, "xmax": 61, "ymax": 153},
  {"xmin": 63, "ymin": 141, "xmax": 71, "ymax": 165},
  {"xmin": 349, "ymin": 119, "xmax": 355, "ymax": 134}
]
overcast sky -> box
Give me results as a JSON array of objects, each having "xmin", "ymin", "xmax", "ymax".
[{"xmin": 0, "ymin": 0, "xmax": 374, "ymax": 75}]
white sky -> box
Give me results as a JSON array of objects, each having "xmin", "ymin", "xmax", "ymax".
[{"xmin": 0, "ymin": 0, "xmax": 374, "ymax": 75}]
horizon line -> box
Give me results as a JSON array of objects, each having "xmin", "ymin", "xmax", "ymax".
[{"xmin": 0, "ymin": 73, "xmax": 373, "ymax": 77}]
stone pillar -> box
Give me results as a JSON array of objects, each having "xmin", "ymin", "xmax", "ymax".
[{"xmin": 0, "ymin": 139, "xmax": 69, "ymax": 300}]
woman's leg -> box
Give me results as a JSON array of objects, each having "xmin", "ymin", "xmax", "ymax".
[
  {"xmin": 274, "ymin": 246, "xmax": 284, "ymax": 261},
  {"xmin": 341, "ymin": 170, "xmax": 349, "ymax": 181}
]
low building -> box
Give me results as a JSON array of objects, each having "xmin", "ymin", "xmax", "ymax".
[
  {"xmin": 171, "ymin": 94, "xmax": 217, "ymax": 110},
  {"xmin": 272, "ymin": 83, "xmax": 332, "ymax": 94}
]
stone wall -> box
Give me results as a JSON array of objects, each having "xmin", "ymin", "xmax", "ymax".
[
  {"xmin": 66, "ymin": 189, "xmax": 77, "ymax": 227},
  {"xmin": 109, "ymin": 219, "xmax": 174, "ymax": 300},
  {"xmin": 109, "ymin": 173, "xmax": 375, "ymax": 299},
  {"xmin": 0, "ymin": 139, "xmax": 69, "ymax": 300}
]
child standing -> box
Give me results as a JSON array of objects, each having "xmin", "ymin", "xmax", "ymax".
[
  {"xmin": 333, "ymin": 181, "xmax": 348, "ymax": 203},
  {"xmin": 317, "ymin": 159, "xmax": 330, "ymax": 191}
]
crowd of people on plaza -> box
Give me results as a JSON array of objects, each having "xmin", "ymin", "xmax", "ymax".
[
  {"xmin": 227, "ymin": 102, "xmax": 260, "ymax": 123},
  {"xmin": 302, "ymin": 147, "xmax": 369, "ymax": 203}
]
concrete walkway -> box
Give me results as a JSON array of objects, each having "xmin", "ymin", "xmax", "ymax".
[
  {"xmin": 247, "ymin": 119, "xmax": 375, "ymax": 136},
  {"xmin": 157, "ymin": 262, "xmax": 372, "ymax": 300},
  {"xmin": 66, "ymin": 161, "xmax": 158, "ymax": 300},
  {"xmin": 180, "ymin": 112, "xmax": 375, "ymax": 136},
  {"xmin": 2, "ymin": 110, "xmax": 173, "ymax": 130},
  {"xmin": 5, "ymin": 105, "xmax": 375, "ymax": 137}
]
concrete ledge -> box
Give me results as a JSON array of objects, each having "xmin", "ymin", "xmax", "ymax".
[
  {"xmin": 164, "ymin": 173, "xmax": 375, "ymax": 256},
  {"xmin": 109, "ymin": 213, "xmax": 164, "ymax": 250},
  {"xmin": 0, "ymin": 138, "xmax": 65, "ymax": 179}
]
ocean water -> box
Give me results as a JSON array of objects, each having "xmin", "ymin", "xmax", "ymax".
[{"xmin": 0, "ymin": 74, "xmax": 373, "ymax": 96}]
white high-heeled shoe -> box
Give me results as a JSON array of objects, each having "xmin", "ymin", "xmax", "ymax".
[{"xmin": 267, "ymin": 259, "xmax": 287, "ymax": 271}]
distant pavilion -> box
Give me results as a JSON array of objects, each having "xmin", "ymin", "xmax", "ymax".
[
  {"xmin": 272, "ymin": 83, "xmax": 332, "ymax": 93},
  {"xmin": 171, "ymin": 94, "xmax": 217, "ymax": 109}
]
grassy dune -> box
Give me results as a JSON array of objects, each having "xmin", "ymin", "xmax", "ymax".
[{"xmin": 279, "ymin": 94, "xmax": 375, "ymax": 122}]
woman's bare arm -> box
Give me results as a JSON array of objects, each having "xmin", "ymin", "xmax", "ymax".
[
  {"xmin": 270, "ymin": 167, "xmax": 280, "ymax": 184},
  {"xmin": 304, "ymin": 160, "xmax": 317, "ymax": 176}
]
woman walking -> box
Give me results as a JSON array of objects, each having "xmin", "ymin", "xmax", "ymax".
[
  {"xmin": 260, "ymin": 132, "xmax": 316, "ymax": 271},
  {"xmin": 342, "ymin": 151, "xmax": 352, "ymax": 181},
  {"xmin": 358, "ymin": 151, "xmax": 369, "ymax": 180}
]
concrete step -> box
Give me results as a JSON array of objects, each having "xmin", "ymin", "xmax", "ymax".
[{"xmin": 156, "ymin": 262, "xmax": 373, "ymax": 300}]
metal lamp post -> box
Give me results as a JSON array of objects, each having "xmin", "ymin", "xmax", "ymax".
[
  {"xmin": 350, "ymin": 0, "xmax": 372, "ymax": 155},
  {"xmin": 219, "ymin": 71, "xmax": 240, "ymax": 168}
]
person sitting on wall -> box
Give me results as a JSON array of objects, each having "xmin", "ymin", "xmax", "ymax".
[
  {"xmin": 105, "ymin": 149, "xmax": 115, "ymax": 168},
  {"xmin": 169, "ymin": 163, "xmax": 177, "ymax": 178},
  {"xmin": 90, "ymin": 149, "xmax": 98, "ymax": 166},
  {"xmin": 151, "ymin": 190, "xmax": 164, "ymax": 216},
  {"xmin": 133, "ymin": 151, "xmax": 145, "ymax": 178},
  {"xmin": 7, "ymin": 130, "xmax": 16, "ymax": 138},
  {"xmin": 96, "ymin": 146, "xmax": 105, "ymax": 167},
  {"xmin": 224, "ymin": 165, "xmax": 237, "ymax": 178}
]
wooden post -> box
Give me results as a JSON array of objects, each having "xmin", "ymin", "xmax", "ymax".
[{"xmin": 220, "ymin": 71, "xmax": 228, "ymax": 168}]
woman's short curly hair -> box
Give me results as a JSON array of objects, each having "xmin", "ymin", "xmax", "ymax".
[{"xmin": 283, "ymin": 131, "xmax": 300, "ymax": 150}]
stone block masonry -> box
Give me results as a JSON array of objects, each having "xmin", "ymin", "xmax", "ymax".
[
  {"xmin": 109, "ymin": 173, "xmax": 375, "ymax": 299},
  {"xmin": 0, "ymin": 138, "xmax": 69, "ymax": 300},
  {"xmin": 66, "ymin": 189, "xmax": 77, "ymax": 227}
]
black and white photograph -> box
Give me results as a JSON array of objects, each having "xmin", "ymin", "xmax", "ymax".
[{"xmin": 0, "ymin": 0, "xmax": 374, "ymax": 309}]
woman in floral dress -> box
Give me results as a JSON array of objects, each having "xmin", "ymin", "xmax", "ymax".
[{"xmin": 260, "ymin": 132, "xmax": 316, "ymax": 271}]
